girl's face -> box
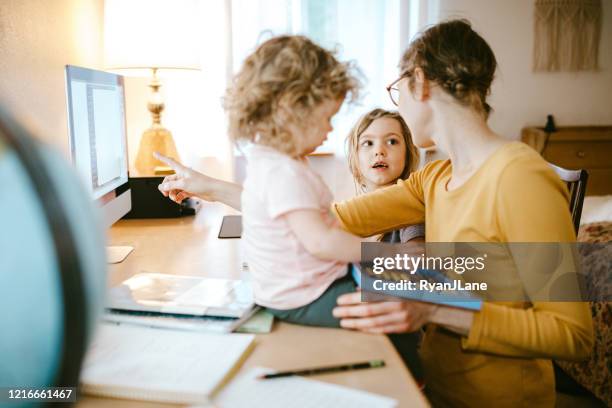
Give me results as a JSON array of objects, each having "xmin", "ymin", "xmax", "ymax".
[
  {"xmin": 357, "ymin": 117, "xmax": 407, "ymax": 191},
  {"xmin": 298, "ymin": 98, "xmax": 344, "ymax": 156}
]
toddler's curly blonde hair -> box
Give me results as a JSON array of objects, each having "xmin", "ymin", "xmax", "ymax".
[{"xmin": 224, "ymin": 35, "xmax": 360, "ymax": 157}]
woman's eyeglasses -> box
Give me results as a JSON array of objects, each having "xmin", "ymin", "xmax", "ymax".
[{"xmin": 386, "ymin": 73, "xmax": 409, "ymax": 107}]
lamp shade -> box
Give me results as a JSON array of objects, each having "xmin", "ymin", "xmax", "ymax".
[{"xmin": 104, "ymin": 0, "xmax": 201, "ymax": 72}]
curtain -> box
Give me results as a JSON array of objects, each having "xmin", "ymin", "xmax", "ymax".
[{"xmin": 533, "ymin": 0, "xmax": 602, "ymax": 72}]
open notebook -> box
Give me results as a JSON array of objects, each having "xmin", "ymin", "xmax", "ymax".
[{"xmin": 80, "ymin": 323, "xmax": 254, "ymax": 404}]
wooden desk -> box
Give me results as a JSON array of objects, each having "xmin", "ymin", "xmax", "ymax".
[{"xmin": 77, "ymin": 204, "xmax": 428, "ymax": 408}]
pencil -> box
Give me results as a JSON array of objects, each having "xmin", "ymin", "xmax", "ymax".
[{"xmin": 257, "ymin": 359, "xmax": 385, "ymax": 379}]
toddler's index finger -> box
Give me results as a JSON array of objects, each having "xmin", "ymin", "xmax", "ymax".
[{"xmin": 153, "ymin": 152, "xmax": 185, "ymax": 172}]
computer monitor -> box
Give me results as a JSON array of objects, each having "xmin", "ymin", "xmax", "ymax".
[{"xmin": 65, "ymin": 65, "xmax": 133, "ymax": 263}]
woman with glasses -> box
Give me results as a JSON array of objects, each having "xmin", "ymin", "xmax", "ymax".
[
  {"xmin": 331, "ymin": 20, "xmax": 592, "ymax": 406},
  {"xmin": 156, "ymin": 19, "xmax": 592, "ymax": 407}
]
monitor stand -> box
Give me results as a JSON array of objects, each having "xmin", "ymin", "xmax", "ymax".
[{"xmin": 106, "ymin": 245, "xmax": 134, "ymax": 264}]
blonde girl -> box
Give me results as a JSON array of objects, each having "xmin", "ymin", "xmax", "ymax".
[
  {"xmin": 346, "ymin": 108, "xmax": 424, "ymax": 243},
  {"xmin": 347, "ymin": 109, "xmax": 419, "ymax": 193}
]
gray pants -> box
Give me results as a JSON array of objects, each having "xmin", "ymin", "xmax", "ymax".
[{"xmin": 266, "ymin": 274, "xmax": 357, "ymax": 327}]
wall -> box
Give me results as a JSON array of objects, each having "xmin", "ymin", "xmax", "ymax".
[
  {"xmin": 334, "ymin": 0, "xmax": 612, "ymax": 200},
  {"xmin": 324, "ymin": 0, "xmax": 612, "ymax": 200},
  {"xmin": 120, "ymin": 1, "xmax": 232, "ymax": 180},
  {"xmin": 1, "ymin": 1, "xmax": 609, "ymax": 199},
  {"xmin": 0, "ymin": 0, "xmax": 104, "ymax": 158},
  {"xmin": 434, "ymin": 0, "xmax": 612, "ymax": 140}
]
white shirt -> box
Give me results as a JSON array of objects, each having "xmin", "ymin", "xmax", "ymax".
[{"xmin": 241, "ymin": 145, "xmax": 347, "ymax": 309}]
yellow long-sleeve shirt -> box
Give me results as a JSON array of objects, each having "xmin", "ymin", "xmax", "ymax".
[{"xmin": 332, "ymin": 142, "xmax": 593, "ymax": 407}]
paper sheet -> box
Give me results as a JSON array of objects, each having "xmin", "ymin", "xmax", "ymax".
[{"xmin": 207, "ymin": 367, "xmax": 398, "ymax": 408}]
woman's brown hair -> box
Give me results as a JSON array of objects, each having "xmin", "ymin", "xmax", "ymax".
[
  {"xmin": 223, "ymin": 35, "xmax": 360, "ymax": 157},
  {"xmin": 400, "ymin": 19, "xmax": 497, "ymax": 118},
  {"xmin": 346, "ymin": 109, "xmax": 419, "ymax": 193}
]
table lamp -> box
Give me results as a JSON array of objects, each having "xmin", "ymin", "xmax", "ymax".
[{"xmin": 104, "ymin": 0, "xmax": 201, "ymax": 175}]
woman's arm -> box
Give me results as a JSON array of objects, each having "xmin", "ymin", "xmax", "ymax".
[
  {"xmin": 331, "ymin": 162, "xmax": 434, "ymax": 237},
  {"xmin": 333, "ymin": 294, "xmax": 592, "ymax": 360},
  {"xmin": 155, "ymin": 153, "xmax": 243, "ymax": 210},
  {"xmin": 477, "ymin": 157, "xmax": 593, "ymax": 360},
  {"xmin": 461, "ymin": 301, "xmax": 592, "ymax": 360},
  {"xmin": 333, "ymin": 181, "xmax": 425, "ymax": 237}
]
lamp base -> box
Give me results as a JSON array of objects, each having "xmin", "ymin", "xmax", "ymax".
[{"xmin": 134, "ymin": 124, "xmax": 180, "ymax": 176}]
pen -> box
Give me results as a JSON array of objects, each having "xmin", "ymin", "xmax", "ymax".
[{"xmin": 257, "ymin": 359, "xmax": 385, "ymax": 379}]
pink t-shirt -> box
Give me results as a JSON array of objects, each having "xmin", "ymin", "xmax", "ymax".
[{"xmin": 241, "ymin": 145, "xmax": 348, "ymax": 309}]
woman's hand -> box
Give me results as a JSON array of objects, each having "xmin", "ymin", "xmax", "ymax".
[
  {"xmin": 332, "ymin": 291, "xmax": 438, "ymax": 334},
  {"xmin": 333, "ymin": 291, "xmax": 475, "ymax": 335},
  {"xmin": 154, "ymin": 152, "xmax": 244, "ymax": 210}
]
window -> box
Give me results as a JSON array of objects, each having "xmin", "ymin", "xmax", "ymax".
[
  {"xmin": 147, "ymin": 0, "xmax": 420, "ymax": 187},
  {"xmin": 230, "ymin": 0, "xmax": 402, "ymax": 154}
]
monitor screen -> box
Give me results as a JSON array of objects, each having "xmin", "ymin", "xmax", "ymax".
[{"xmin": 65, "ymin": 65, "xmax": 131, "ymax": 228}]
